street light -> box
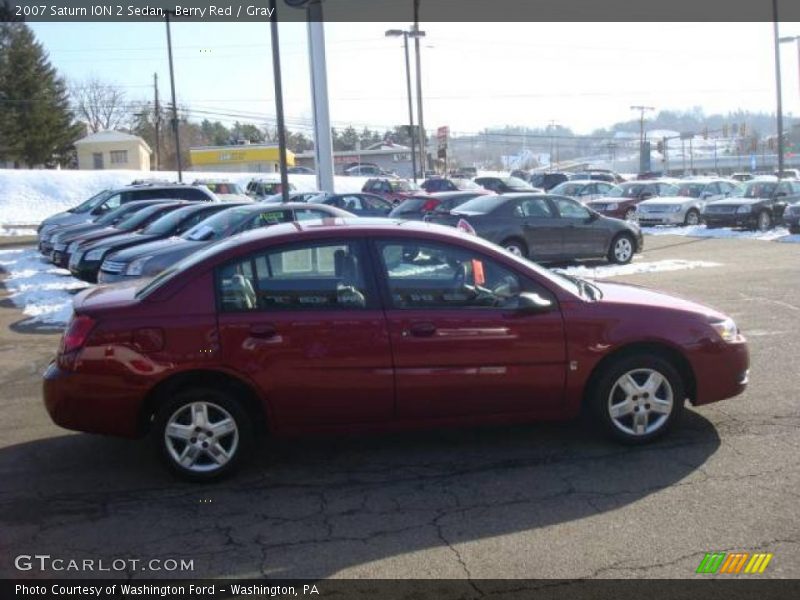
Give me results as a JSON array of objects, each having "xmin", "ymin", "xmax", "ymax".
[
  {"xmin": 779, "ymin": 35, "xmax": 800, "ymax": 127},
  {"xmin": 386, "ymin": 28, "xmax": 426, "ymax": 181}
]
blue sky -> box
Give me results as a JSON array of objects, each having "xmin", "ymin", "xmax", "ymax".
[{"xmin": 29, "ymin": 21, "xmax": 800, "ymax": 135}]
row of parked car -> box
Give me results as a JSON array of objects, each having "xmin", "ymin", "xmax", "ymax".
[{"xmin": 38, "ymin": 178, "xmax": 750, "ymax": 481}]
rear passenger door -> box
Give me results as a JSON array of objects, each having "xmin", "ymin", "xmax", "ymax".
[
  {"xmin": 514, "ymin": 197, "xmax": 563, "ymax": 260},
  {"xmin": 216, "ymin": 239, "xmax": 394, "ymax": 428}
]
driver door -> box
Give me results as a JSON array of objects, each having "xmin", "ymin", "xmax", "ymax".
[{"xmin": 374, "ymin": 239, "xmax": 567, "ymax": 419}]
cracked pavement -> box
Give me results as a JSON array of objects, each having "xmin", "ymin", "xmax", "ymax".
[{"xmin": 0, "ymin": 235, "xmax": 798, "ymax": 580}]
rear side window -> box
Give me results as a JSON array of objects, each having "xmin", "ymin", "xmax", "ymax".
[{"xmin": 216, "ymin": 240, "xmax": 373, "ymax": 312}]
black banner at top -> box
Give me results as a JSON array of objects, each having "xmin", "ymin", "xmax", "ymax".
[{"xmin": 3, "ymin": 0, "xmax": 800, "ymax": 22}]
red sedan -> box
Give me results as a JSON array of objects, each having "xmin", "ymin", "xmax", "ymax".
[{"xmin": 44, "ymin": 219, "xmax": 749, "ymax": 480}]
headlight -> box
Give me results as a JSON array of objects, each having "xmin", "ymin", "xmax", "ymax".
[
  {"xmin": 736, "ymin": 205, "xmax": 752, "ymax": 214},
  {"xmin": 671, "ymin": 205, "xmax": 683, "ymax": 213},
  {"xmin": 606, "ymin": 202, "xmax": 619, "ymax": 210},
  {"xmin": 86, "ymin": 248, "xmax": 105, "ymax": 261},
  {"xmin": 126, "ymin": 256, "xmax": 152, "ymax": 276},
  {"xmin": 67, "ymin": 241, "xmax": 79, "ymax": 253},
  {"xmin": 710, "ymin": 317, "xmax": 739, "ymax": 343}
]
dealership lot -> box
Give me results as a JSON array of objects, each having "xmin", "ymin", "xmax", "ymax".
[{"xmin": 1, "ymin": 234, "xmax": 799, "ymax": 580}]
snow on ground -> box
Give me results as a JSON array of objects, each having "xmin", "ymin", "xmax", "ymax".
[
  {"xmin": 641, "ymin": 224, "xmax": 800, "ymax": 244},
  {"xmin": 0, "ymin": 247, "xmax": 721, "ymax": 327},
  {"xmin": 0, "ymin": 169, "xmax": 368, "ymax": 226},
  {"xmin": 0, "ymin": 248, "xmax": 89, "ymax": 325},
  {"xmin": 0, "ymin": 225, "xmax": 37, "ymax": 237}
]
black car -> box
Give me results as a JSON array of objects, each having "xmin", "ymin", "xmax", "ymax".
[
  {"xmin": 37, "ymin": 183, "xmax": 218, "ymax": 247},
  {"xmin": 97, "ymin": 203, "xmax": 353, "ymax": 284},
  {"xmin": 389, "ymin": 191, "xmax": 491, "ymax": 221},
  {"xmin": 67, "ymin": 202, "xmax": 190, "ymax": 281},
  {"xmin": 474, "ymin": 176, "xmax": 540, "ymax": 194},
  {"xmin": 427, "ymin": 193, "xmax": 643, "ymax": 265},
  {"xmin": 67, "ymin": 203, "xmax": 244, "ymax": 282},
  {"xmin": 783, "ymin": 201, "xmax": 800, "ymax": 233},
  {"xmin": 311, "ymin": 192, "xmax": 393, "ymax": 217},
  {"xmin": 702, "ymin": 179, "xmax": 800, "ymax": 231},
  {"xmin": 47, "ymin": 200, "xmax": 172, "ymax": 264},
  {"xmin": 529, "ymin": 172, "xmax": 571, "ymax": 191},
  {"xmin": 420, "ymin": 177, "xmax": 483, "ymax": 193}
]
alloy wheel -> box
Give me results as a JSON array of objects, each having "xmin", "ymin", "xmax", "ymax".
[
  {"xmin": 164, "ymin": 401, "xmax": 239, "ymax": 473},
  {"xmin": 505, "ymin": 244, "xmax": 524, "ymax": 257},
  {"xmin": 613, "ymin": 237, "xmax": 633, "ymax": 263},
  {"xmin": 607, "ymin": 368, "xmax": 674, "ymax": 436},
  {"xmin": 685, "ymin": 210, "xmax": 700, "ymax": 226},
  {"xmin": 757, "ymin": 211, "xmax": 771, "ymax": 231}
]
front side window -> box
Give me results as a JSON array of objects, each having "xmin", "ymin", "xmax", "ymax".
[
  {"xmin": 520, "ymin": 197, "xmax": 554, "ymax": 218},
  {"xmin": 217, "ymin": 241, "xmax": 371, "ymax": 312},
  {"xmin": 553, "ymin": 197, "xmax": 590, "ymax": 219},
  {"xmin": 377, "ymin": 240, "xmax": 541, "ymax": 310}
]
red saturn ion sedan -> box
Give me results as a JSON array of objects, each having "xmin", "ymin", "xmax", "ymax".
[{"xmin": 44, "ymin": 218, "xmax": 749, "ymax": 481}]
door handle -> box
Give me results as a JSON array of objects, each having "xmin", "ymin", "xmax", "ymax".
[
  {"xmin": 405, "ymin": 322, "xmax": 437, "ymax": 337},
  {"xmin": 249, "ymin": 324, "xmax": 277, "ymax": 339}
]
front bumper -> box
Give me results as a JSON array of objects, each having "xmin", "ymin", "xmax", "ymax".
[
  {"xmin": 703, "ymin": 214, "xmax": 757, "ymax": 228},
  {"xmin": 638, "ymin": 213, "xmax": 685, "ymax": 226},
  {"xmin": 690, "ymin": 338, "xmax": 749, "ymax": 406},
  {"xmin": 69, "ymin": 259, "xmax": 102, "ymax": 283},
  {"xmin": 97, "ymin": 269, "xmax": 134, "ymax": 284},
  {"xmin": 51, "ymin": 250, "xmax": 71, "ymax": 269}
]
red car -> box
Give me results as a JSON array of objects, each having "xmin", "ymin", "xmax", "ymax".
[
  {"xmin": 44, "ymin": 219, "xmax": 749, "ymax": 481},
  {"xmin": 362, "ymin": 178, "xmax": 427, "ymax": 205}
]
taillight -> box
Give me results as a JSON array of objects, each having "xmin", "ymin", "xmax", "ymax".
[
  {"xmin": 60, "ymin": 314, "xmax": 96, "ymax": 354},
  {"xmin": 456, "ymin": 218, "xmax": 476, "ymax": 235},
  {"xmin": 421, "ymin": 199, "xmax": 441, "ymax": 212}
]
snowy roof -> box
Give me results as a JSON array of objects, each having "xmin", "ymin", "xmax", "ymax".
[{"xmin": 74, "ymin": 130, "xmax": 151, "ymax": 152}]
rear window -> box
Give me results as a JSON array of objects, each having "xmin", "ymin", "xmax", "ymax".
[
  {"xmin": 389, "ymin": 180, "xmax": 421, "ymax": 192},
  {"xmin": 183, "ymin": 207, "xmax": 254, "ymax": 241},
  {"xmin": 391, "ymin": 198, "xmax": 428, "ymax": 213},
  {"xmin": 452, "ymin": 196, "xmax": 507, "ymax": 214},
  {"xmin": 116, "ymin": 204, "xmax": 176, "ymax": 230}
]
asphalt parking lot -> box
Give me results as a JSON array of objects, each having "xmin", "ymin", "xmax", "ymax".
[{"xmin": 0, "ymin": 234, "xmax": 798, "ymax": 581}]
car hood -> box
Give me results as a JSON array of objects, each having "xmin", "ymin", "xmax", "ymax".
[
  {"xmin": 42, "ymin": 212, "xmax": 91, "ymax": 230},
  {"xmin": 638, "ymin": 196, "xmax": 695, "ymax": 206},
  {"xmin": 594, "ymin": 280, "xmax": 726, "ymax": 320},
  {"xmin": 81, "ymin": 231, "xmax": 156, "ymax": 252},
  {"xmin": 74, "ymin": 227, "xmax": 129, "ymax": 247},
  {"xmin": 106, "ymin": 236, "xmax": 202, "ymax": 262}
]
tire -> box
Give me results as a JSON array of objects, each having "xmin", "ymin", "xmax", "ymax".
[
  {"xmin": 607, "ymin": 233, "xmax": 635, "ymax": 265},
  {"xmin": 684, "ymin": 209, "xmax": 701, "ymax": 226},
  {"xmin": 790, "ymin": 226, "xmax": 800, "ymax": 235},
  {"xmin": 756, "ymin": 210, "xmax": 772, "ymax": 232},
  {"xmin": 590, "ymin": 354, "xmax": 685, "ymax": 445},
  {"xmin": 624, "ymin": 207, "xmax": 636, "ymax": 221},
  {"xmin": 501, "ymin": 238, "xmax": 528, "ymax": 258},
  {"xmin": 153, "ymin": 387, "xmax": 253, "ymax": 482}
]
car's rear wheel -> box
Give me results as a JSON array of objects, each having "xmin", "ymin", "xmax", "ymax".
[
  {"xmin": 756, "ymin": 210, "xmax": 772, "ymax": 231},
  {"xmin": 153, "ymin": 388, "xmax": 253, "ymax": 481},
  {"xmin": 501, "ymin": 238, "xmax": 528, "ymax": 258},
  {"xmin": 608, "ymin": 233, "xmax": 635, "ymax": 264},
  {"xmin": 591, "ymin": 354, "xmax": 684, "ymax": 444},
  {"xmin": 684, "ymin": 209, "xmax": 701, "ymax": 226},
  {"xmin": 624, "ymin": 207, "xmax": 637, "ymax": 221}
]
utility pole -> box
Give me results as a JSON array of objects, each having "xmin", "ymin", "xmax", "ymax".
[
  {"xmin": 662, "ymin": 136, "xmax": 669, "ymax": 174},
  {"xmin": 413, "ymin": 0, "xmax": 426, "ymax": 177},
  {"xmin": 548, "ymin": 120, "xmax": 557, "ymax": 171},
  {"xmin": 269, "ymin": 0, "xmax": 290, "ymax": 202},
  {"xmin": 630, "ymin": 105, "xmax": 654, "ymax": 174},
  {"xmin": 153, "ymin": 73, "xmax": 161, "ymax": 171},
  {"xmin": 165, "ymin": 11, "xmax": 182, "ymax": 181},
  {"xmin": 772, "ymin": 0, "xmax": 785, "ymax": 178},
  {"xmin": 689, "ymin": 137, "xmax": 694, "ymax": 174},
  {"xmin": 306, "ymin": 1, "xmax": 334, "ymax": 192}
]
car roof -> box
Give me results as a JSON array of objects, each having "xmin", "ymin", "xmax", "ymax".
[{"xmin": 429, "ymin": 191, "xmax": 485, "ymax": 199}]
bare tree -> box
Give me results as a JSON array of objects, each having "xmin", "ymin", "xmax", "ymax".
[{"xmin": 70, "ymin": 77, "xmax": 128, "ymax": 133}]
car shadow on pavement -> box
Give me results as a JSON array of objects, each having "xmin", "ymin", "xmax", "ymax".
[{"xmin": 0, "ymin": 410, "xmax": 720, "ymax": 579}]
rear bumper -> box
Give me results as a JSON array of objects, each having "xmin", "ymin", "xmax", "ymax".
[
  {"xmin": 689, "ymin": 338, "xmax": 749, "ymax": 406},
  {"xmin": 43, "ymin": 361, "xmax": 141, "ymax": 438}
]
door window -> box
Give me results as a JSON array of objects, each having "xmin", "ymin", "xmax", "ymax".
[
  {"xmin": 377, "ymin": 240, "xmax": 542, "ymax": 310},
  {"xmin": 340, "ymin": 195, "xmax": 364, "ymax": 211},
  {"xmin": 520, "ymin": 197, "xmax": 554, "ymax": 218},
  {"xmin": 553, "ymin": 197, "xmax": 591, "ymax": 219},
  {"xmin": 217, "ymin": 241, "xmax": 372, "ymax": 312}
]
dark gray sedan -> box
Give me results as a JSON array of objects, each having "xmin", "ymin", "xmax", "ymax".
[
  {"xmin": 427, "ymin": 193, "xmax": 643, "ymax": 264},
  {"xmin": 97, "ymin": 203, "xmax": 353, "ymax": 283}
]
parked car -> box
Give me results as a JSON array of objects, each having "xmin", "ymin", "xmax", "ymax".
[
  {"xmin": 97, "ymin": 203, "xmax": 352, "ymax": 284},
  {"xmin": 570, "ymin": 170, "xmax": 625, "ymax": 184},
  {"xmin": 44, "ymin": 200, "xmax": 171, "ymax": 261},
  {"xmin": 636, "ymin": 179, "xmax": 740, "ymax": 227},
  {"xmin": 585, "ymin": 180, "xmax": 679, "ymax": 221},
  {"xmin": 774, "ymin": 169, "xmax": 800, "ymax": 179},
  {"xmin": 37, "ymin": 183, "xmax": 218, "ymax": 245},
  {"xmin": 529, "ymin": 172, "xmax": 570, "ymax": 191},
  {"xmin": 450, "ymin": 167, "xmax": 478, "ymax": 178},
  {"xmin": 343, "ymin": 164, "xmax": 395, "ymax": 177},
  {"xmin": 428, "ymin": 193, "xmax": 642, "ymax": 264},
  {"xmin": 420, "ymin": 177, "xmax": 485, "ymax": 193},
  {"xmin": 311, "ymin": 193, "xmax": 393, "ymax": 217},
  {"xmin": 474, "ymin": 176, "xmax": 541, "ymax": 194},
  {"xmin": 389, "ymin": 191, "xmax": 491, "ymax": 221},
  {"xmin": 192, "ymin": 179, "xmax": 251, "ymax": 202},
  {"xmin": 245, "ymin": 179, "xmax": 296, "ymax": 200},
  {"xmin": 261, "ymin": 192, "xmax": 323, "ymax": 204},
  {"xmin": 362, "ymin": 178, "xmax": 426, "ymax": 205},
  {"xmin": 549, "ymin": 180, "xmax": 617, "ymax": 203},
  {"xmin": 782, "ymin": 201, "xmax": 800, "ymax": 233},
  {"xmin": 67, "ymin": 203, "xmax": 245, "ymax": 283},
  {"xmin": 44, "ymin": 218, "xmax": 748, "ymax": 480},
  {"xmin": 287, "ymin": 166, "xmax": 315, "ymax": 174},
  {"xmin": 702, "ymin": 178, "xmax": 800, "ymax": 231},
  {"xmin": 731, "ymin": 172, "xmax": 754, "ymax": 182}
]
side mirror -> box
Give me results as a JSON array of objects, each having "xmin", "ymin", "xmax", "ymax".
[{"xmin": 514, "ymin": 292, "xmax": 553, "ymax": 315}]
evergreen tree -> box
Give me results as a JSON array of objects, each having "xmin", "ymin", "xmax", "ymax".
[{"xmin": 0, "ymin": 23, "xmax": 82, "ymax": 167}]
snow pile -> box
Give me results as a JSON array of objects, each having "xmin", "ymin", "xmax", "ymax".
[
  {"xmin": 641, "ymin": 224, "xmax": 800, "ymax": 244},
  {"xmin": 0, "ymin": 225, "xmax": 37, "ymax": 237},
  {"xmin": 0, "ymin": 248, "xmax": 89, "ymax": 325},
  {"xmin": 0, "ymin": 169, "xmax": 369, "ymax": 226},
  {"xmin": 561, "ymin": 259, "xmax": 720, "ymax": 280}
]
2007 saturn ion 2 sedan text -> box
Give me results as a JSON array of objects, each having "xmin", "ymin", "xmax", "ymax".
[{"xmin": 43, "ymin": 219, "xmax": 749, "ymax": 481}]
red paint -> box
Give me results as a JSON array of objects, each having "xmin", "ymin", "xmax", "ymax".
[{"xmin": 43, "ymin": 220, "xmax": 749, "ymax": 441}]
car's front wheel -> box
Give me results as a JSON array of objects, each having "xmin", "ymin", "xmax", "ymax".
[
  {"xmin": 591, "ymin": 354, "xmax": 684, "ymax": 444},
  {"xmin": 608, "ymin": 233, "xmax": 635, "ymax": 264},
  {"xmin": 153, "ymin": 387, "xmax": 253, "ymax": 481},
  {"xmin": 756, "ymin": 210, "xmax": 772, "ymax": 231},
  {"xmin": 684, "ymin": 208, "xmax": 701, "ymax": 226},
  {"xmin": 501, "ymin": 238, "xmax": 528, "ymax": 258}
]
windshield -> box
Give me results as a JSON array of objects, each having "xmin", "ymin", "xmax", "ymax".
[
  {"xmin": 182, "ymin": 206, "xmax": 254, "ymax": 241},
  {"xmin": 609, "ymin": 184, "xmax": 644, "ymax": 198},
  {"xmin": 95, "ymin": 202, "xmax": 143, "ymax": 225},
  {"xmin": 116, "ymin": 205, "xmax": 173, "ymax": 231},
  {"xmin": 135, "ymin": 241, "xmax": 228, "ymax": 299},
  {"xmin": 142, "ymin": 206, "xmax": 199, "ymax": 235},
  {"xmin": 551, "ymin": 183, "xmax": 584, "ymax": 196},
  {"xmin": 389, "ymin": 180, "xmax": 421, "ymax": 192},
  {"xmin": 742, "ymin": 182, "xmax": 776, "ymax": 198},
  {"xmin": 453, "ymin": 196, "xmax": 507, "ymax": 214},
  {"xmin": 69, "ymin": 189, "xmax": 113, "ymax": 213},
  {"xmin": 676, "ymin": 183, "xmax": 705, "ymax": 198},
  {"xmin": 503, "ymin": 177, "xmax": 531, "ymax": 188}
]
